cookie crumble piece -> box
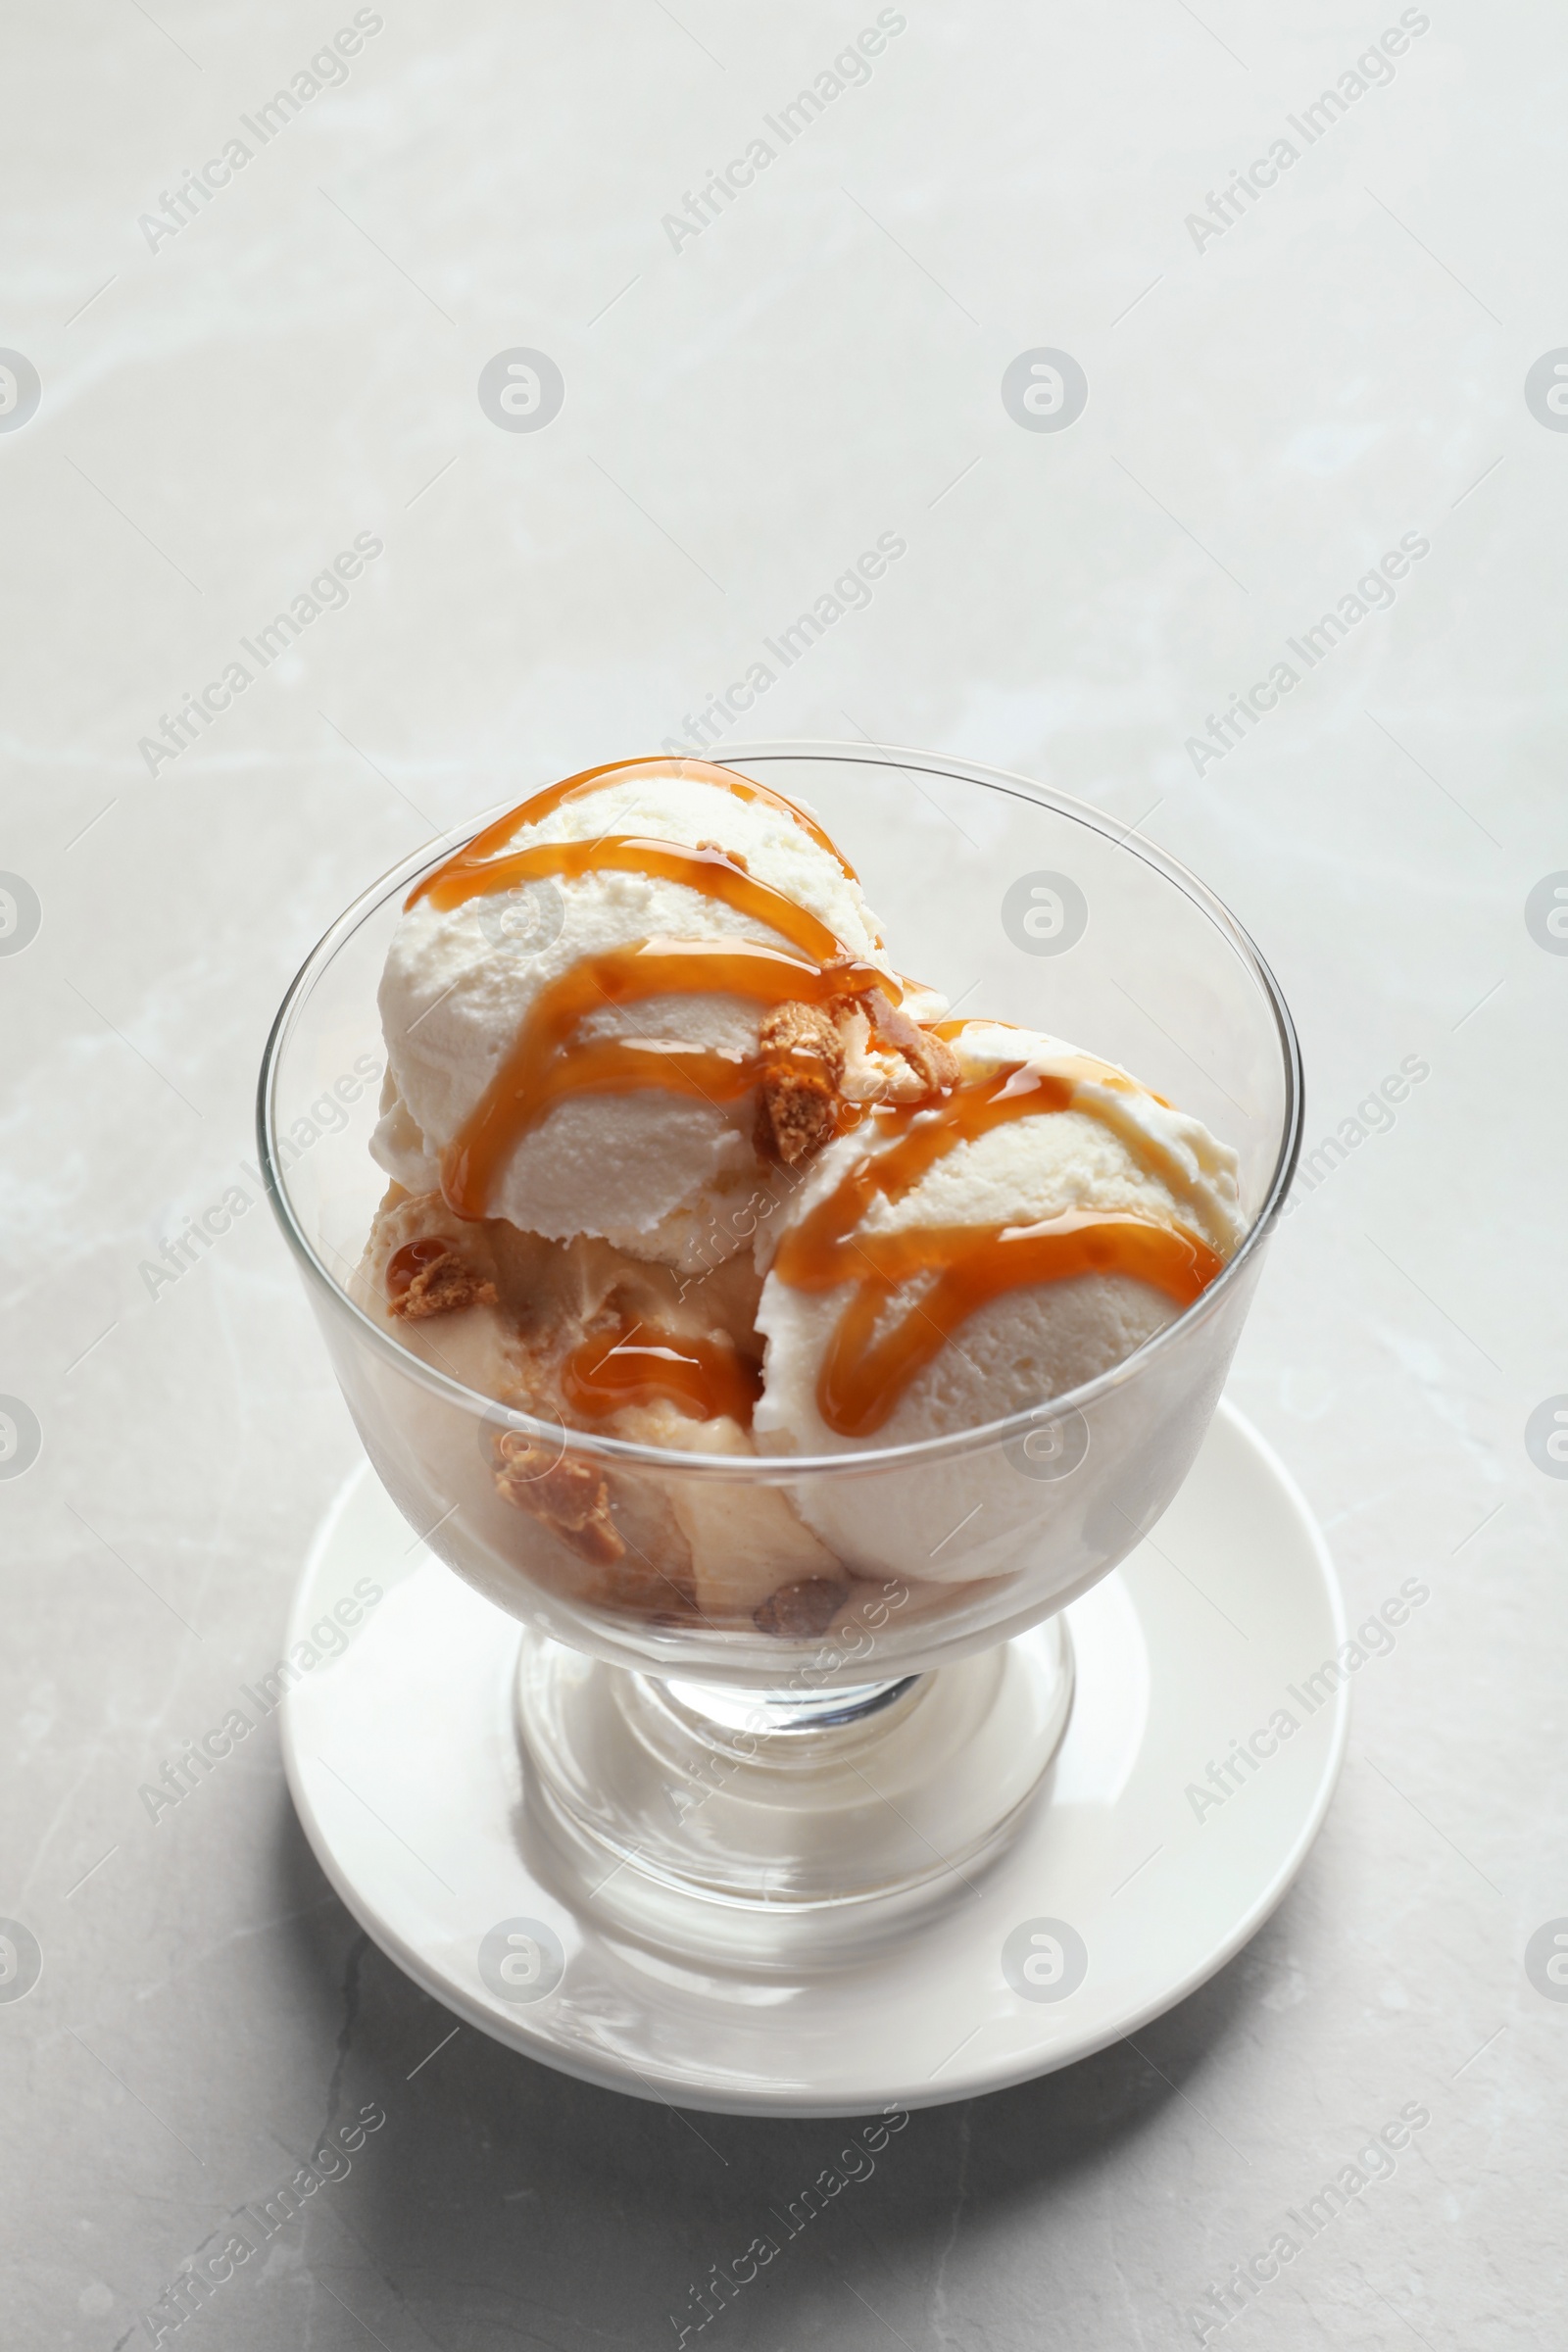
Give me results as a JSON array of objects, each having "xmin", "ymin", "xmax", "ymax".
[
  {"xmin": 755, "ymin": 1000, "xmax": 847, "ymax": 1166},
  {"xmin": 866, "ymin": 989, "xmax": 960, "ymax": 1095},
  {"xmin": 493, "ymin": 1435, "xmax": 625, "ymax": 1566},
  {"xmin": 387, "ymin": 1239, "xmax": 498, "ymax": 1321}
]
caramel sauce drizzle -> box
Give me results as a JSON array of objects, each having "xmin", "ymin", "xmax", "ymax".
[
  {"xmin": 419, "ymin": 834, "xmax": 843, "ymax": 966},
  {"xmin": 931, "ymin": 1020, "xmax": 1173, "ymax": 1109},
  {"xmin": 408, "ymin": 755, "xmax": 861, "ymax": 909},
  {"xmin": 564, "ymin": 1319, "xmax": 761, "ymax": 1428},
  {"xmin": 442, "ymin": 938, "xmax": 888, "ymax": 1218},
  {"xmin": 772, "ymin": 1064, "xmax": 1224, "ymax": 1437}
]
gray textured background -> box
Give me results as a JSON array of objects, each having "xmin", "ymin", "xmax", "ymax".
[{"xmin": 3, "ymin": 1, "xmax": 1564, "ymax": 2344}]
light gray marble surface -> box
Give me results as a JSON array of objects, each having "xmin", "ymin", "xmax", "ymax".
[{"xmin": 3, "ymin": 1, "xmax": 1564, "ymax": 2344}]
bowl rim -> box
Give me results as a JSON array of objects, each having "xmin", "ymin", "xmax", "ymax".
[{"xmin": 256, "ymin": 740, "xmax": 1303, "ymax": 1481}]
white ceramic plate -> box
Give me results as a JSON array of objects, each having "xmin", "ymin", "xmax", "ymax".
[{"xmin": 281, "ymin": 1400, "xmax": 1347, "ymax": 2118}]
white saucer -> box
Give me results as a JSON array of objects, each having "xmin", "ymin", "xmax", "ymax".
[{"xmin": 280, "ymin": 1401, "xmax": 1347, "ymax": 2118}]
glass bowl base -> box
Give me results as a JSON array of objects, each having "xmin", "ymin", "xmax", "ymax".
[
  {"xmin": 514, "ymin": 1621, "xmax": 1074, "ymax": 1956},
  {"xmin": 277, "ymin": 1404, "xmax": 1348, "ymax": 2116}
]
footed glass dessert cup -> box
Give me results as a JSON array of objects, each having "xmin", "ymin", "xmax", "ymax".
[{"xmin": 259, "ymin": 744, "xmax": 1300, "ymax": 1946}]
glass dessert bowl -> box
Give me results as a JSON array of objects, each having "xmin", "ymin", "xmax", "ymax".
[{"xmin": 259, "ymin": 746, "xmax": 1299, "ymax": 1936}]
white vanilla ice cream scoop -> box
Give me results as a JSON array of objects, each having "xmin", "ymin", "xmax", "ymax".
[
  {"xmin": 754, "ymin": 1017, "xmax": 1244, "ymax": 1466},
  {"xmin": 361, "ymin": 760, "xmax": 1250, "ymax": 1628},
  {"xmin": 372, "ymin": 758, "xmax": 902, "ymax": 1268}
]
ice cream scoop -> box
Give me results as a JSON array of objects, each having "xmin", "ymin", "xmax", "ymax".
[
  {"xmin": 754, "ymin": 1017, "xmax": 1243, "ymax": 1457},
  {"xmin": 370, "ymin": 757, "xmax": 941, "ymax": 1271},
  {"xmin": 360, "ymin": 762, "xmax": 1245, "ymax": 1626}
]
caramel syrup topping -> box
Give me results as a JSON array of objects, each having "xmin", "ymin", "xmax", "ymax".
[
  {"xmin": 408, "ymin": 755, "xmax": 862, "ymax": 910},
  {"xmin": 442, "ymin": 937, "xmax": 888, "ymax": 1218},
  {"xmin": 930, "ymin": 1020, "xmax": 1173, "ymax": 1108},
  {"xmin": 772, "ymin": 1064, "xmax": 1224, "ymax": 1437},
  {"xmin": 418, "ymin": 833, "xmax": 843, "ymax": 966},
  {"xmin": 564, "ymin": 1318, "xmax": 762, "ymax": 1428}
]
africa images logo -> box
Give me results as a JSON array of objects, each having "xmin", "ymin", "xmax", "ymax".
[
  {"xmin": 0, "ymin": 1920, "xmax": 43, "ymax": 2003},
  {"xmin": 477, "ymin": 1918, "xmax": 565, "ymax": 2003},
  {"xmin": 1525, "ymin": 1396, "xmax": 1568, "ymax": 1479},
  {"xmin": 1525, "ymin": 352, "xmax": 1568, "ymax": 431},
  {"xmin": 1001, "ymin": 350, "xmax": 1089, "ymax": 433},
  {"xmin": 1002, "ymin": 1918, "xmax": 1089, "ymax": 2001},
  {"xmin": 477, "ymin": 350, "xmax": 564, "ymax": 432},
  {"xmin": 0, "ymin": 351, "xmax": 41, "ymax": 432},
  {"xmin": 1002, "ymin": 871, "xmax": 1089, "ymax": 956}
]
